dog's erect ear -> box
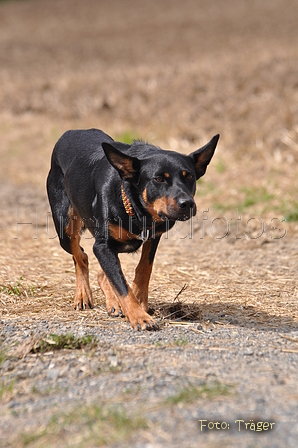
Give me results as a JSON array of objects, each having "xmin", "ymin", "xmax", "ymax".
[
  {"xmin": 102, "ymin": 142, "xmax": 140, "ymax": 183},
  {"xmin": 188, "ymin": 134, "xmax": 219, "ymax": 180}
]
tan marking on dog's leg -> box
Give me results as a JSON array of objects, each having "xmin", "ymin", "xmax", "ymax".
[
  {"xmin": 65, "ymin": 207, "xmax": 93, "ymax": 310},
  {"xmin": 117, "ymin": 286, "xmax": 158, "ymax": 330},
  {"xmin": 98, "ymin": 264, "xmax": 158, "ymax": 330},
  {"xmin": 94, "ymin": 239, "xmax": 158, "ymax": 330},
  {"xmin": 97, "ymin": 270, "xmax": 123, "ymax": 317},
  {"xmin": 132, "ymin": 240, "xmax": 154, "ymax": 312}
]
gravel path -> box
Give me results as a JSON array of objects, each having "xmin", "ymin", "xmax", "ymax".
[{"xmin": 1, "ymin": 318, "xmax": 298, "ymax": 447}]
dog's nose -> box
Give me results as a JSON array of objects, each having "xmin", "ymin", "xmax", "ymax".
[{"xmin": 177, "ymin": 197, "xmax": 195, "ymax": 211}]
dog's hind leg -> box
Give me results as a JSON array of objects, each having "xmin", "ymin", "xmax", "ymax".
[
  {"xmin": 65, "ymin": 207, "xmax": 93, "ymax": 310},
  {"xmin": 47, "ymin": 165, "xmax": 93, "ymax": 310},
  {"xmin": 47, "ymin": 163, "xmax": 73, "ymax": 254},
  {"xmin": 97, "ymin": 270, "xmax": 123, "ymax": 317}
]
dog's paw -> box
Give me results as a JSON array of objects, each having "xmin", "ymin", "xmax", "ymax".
[
  {"xmin": 130, "ymin": 311, "xmax": 159, "ymax": 331},
  {"xmin": 107, "ymin": 305, "xmax": 124, "ymax": 318},
  {"xmin": 73, "ymin": 287, "xmax": 93, "ymax": 311},
  {"xmin": 106, "ymin": 295, "xmax": 123, "ymax": 317},
  {"xmin": 74, "ymin": 299, "xmax": 93, "ymax": 311}
]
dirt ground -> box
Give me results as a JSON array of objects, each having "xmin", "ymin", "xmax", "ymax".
[{"xmin": 1, "ymin": 0, "xmax": 298, "ymax": 446}]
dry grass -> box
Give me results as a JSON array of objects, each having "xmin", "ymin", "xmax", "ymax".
[{"xmin": 1, "ymin": 224, "xmax": 298, "ymax": 332}]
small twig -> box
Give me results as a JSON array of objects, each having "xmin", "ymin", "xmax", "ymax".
[
  {"xmin": 188, "ymin": 326, "xmax": 205, "ymax": 334},
  {"xmin": 194, "ymin": 346, "xmax": 229, "ymax": 351},
  {"xmin": 279, "ymin": 334, "xmax": 298, "ymax": 343},
  {"xmin": 173, "ymin": 283, "xmax": 188, "ymax": 302},
  {"xmin": 74, "ymin": 371, "xmax": 92, "ymax": 383},
  {"xmin": 281, "ymin": 348, "xmax": 298, "ymax": 354},
  {"xmin": 167, "ymin": 320, "xmax": 192, "ymax": 326},
  {"xmin": 80, "ymin": 322, "xmax": 104, "ymax": 327},
  {"xmin": 163, "ymin": 309, "xmax": 183, "ymax": 320}
]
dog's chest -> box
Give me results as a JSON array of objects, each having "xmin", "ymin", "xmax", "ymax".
[{"xmin": 116, "ymin": 239, "xmax": 143, "ymax": 253}]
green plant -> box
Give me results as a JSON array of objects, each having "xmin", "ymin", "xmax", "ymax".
[
  {"xmin": 115, "ymin": 131, "xmax": 140, "ymax": 144},
  {"xmin": 1, "ymin": 276, "xmax": 37, "ymax": 297},
  {"xmin": 0, "ymin": 380, "xmax": 15, "ymax": 399},
  {"xmin": 33, "ymin": 333, "xmax": 97, "ymax": 353},
  {"xmin": 0, "ymin": 346, "xmax": 7, "ymax": 367},
  {"xmin": 284, "ymin": 201, "xmax": 298, "ymax": 222},
  {"xmin": 215, "ymin": 158, "xmax": 226, "ymax": 174},
  {"xmin": 196, "ymin": 179, "xmax": 217, "ymax": 196},
  {"xmin": 20, "ymin": 404, "xmax": 148, "ymax": 447},
  {"xmin": 173, "ymin": 337, "xmax": 188, "ymax": 347},
  {"xmin": 212, "ymin": 186, "xmax": 275, "ymax": 213},
  {"xmin": 166, "ymin": 381, "xmax": 231, "ymax": 405},
  {"xmin": 1, "ymin": 277, "xmax": 23, "ymax": 295},
  {"xmin": 153, "ymin": 337, "xmax": 188, "ymax": 348}
]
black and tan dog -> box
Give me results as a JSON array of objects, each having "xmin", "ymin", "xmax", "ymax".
[{"xmin": 47, "ymin": 129, "xmax": 219, "ymax": 330}]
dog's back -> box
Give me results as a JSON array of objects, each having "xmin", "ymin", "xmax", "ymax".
[{"xmin": 50, "ymin": 129, "xmax": 113, "ymax": 173}]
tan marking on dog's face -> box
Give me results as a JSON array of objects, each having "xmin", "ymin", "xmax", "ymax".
[
  {"xmin": 145, "ymin": 196, "xmax": 176, "ymax": 221},
  {"xmin": 182, "ymin": 170, "xmax": 187, "ymax": 177},
  {"xmin": 164, "ymin": 172, "xmax": 170, "ymax": 179},
  {"xmin": 152, "ymin": 197, "xmax": 171, "ymax": 214},
  {"xmin": 142, "ymin": 188, "xmax": 165, "ymax": 221}
]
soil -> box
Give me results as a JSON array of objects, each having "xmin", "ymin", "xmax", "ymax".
[{"xmin": 1, "ymin": 0, "xmax": 298, "ymax": 447}]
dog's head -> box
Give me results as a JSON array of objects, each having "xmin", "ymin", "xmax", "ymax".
[{"xmin": 102, "ymin": 134, "xmax": 219, "ymax": 222}]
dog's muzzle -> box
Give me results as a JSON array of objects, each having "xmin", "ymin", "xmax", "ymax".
[{"xmin": 158, "ymin": 196, "xmax": 196, "ymax": 221}]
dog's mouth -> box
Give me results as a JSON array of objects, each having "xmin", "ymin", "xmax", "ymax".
[
  {"xmin": 158, "ymin": 204, "xmax": 196, "ymax": 222},
  {"xmin": 146, "ymin": 197, "xmax": 196, "ymax": 222},
  {"xmin": 157, "ymin": 212, "xmax": 169, "ymax": 222}
]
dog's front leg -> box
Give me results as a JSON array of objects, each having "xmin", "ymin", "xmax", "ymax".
[
  {"xmin": 93, "ymin": 240, "xmax": 158, "ymax": 330},
  {"xmin": 132, "ymin": 237, "xmax": 160, "ymax": 312}
]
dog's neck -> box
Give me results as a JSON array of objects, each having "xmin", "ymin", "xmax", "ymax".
[
  {"xmin": 121, "ymin": 182, "xmax": 135, "ymax": 217},
  {"xmin": 121, "ymin": 182, "xmax": 151, "ymax": 227}
]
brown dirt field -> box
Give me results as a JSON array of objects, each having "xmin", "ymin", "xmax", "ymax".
[{"xmin": 1, "ymin": 0, "xmax": 298, "ymax": 447}]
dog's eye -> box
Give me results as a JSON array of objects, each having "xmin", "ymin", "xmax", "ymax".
[
  {"xmin": 155, "ymin": 176, "xmax": 164, "ymax": 183},
  {"xmin": 186, "ymin": 173, "xmax": 194, "ymax": 181}
]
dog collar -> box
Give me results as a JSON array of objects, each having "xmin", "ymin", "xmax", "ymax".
[
  {"xmin": 121, "ymin": 183, "xmax": 152, "ymax": 241},
  {"xmin": 121, "ymin": 183, "xmax": 135, "ymax": 217}
]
